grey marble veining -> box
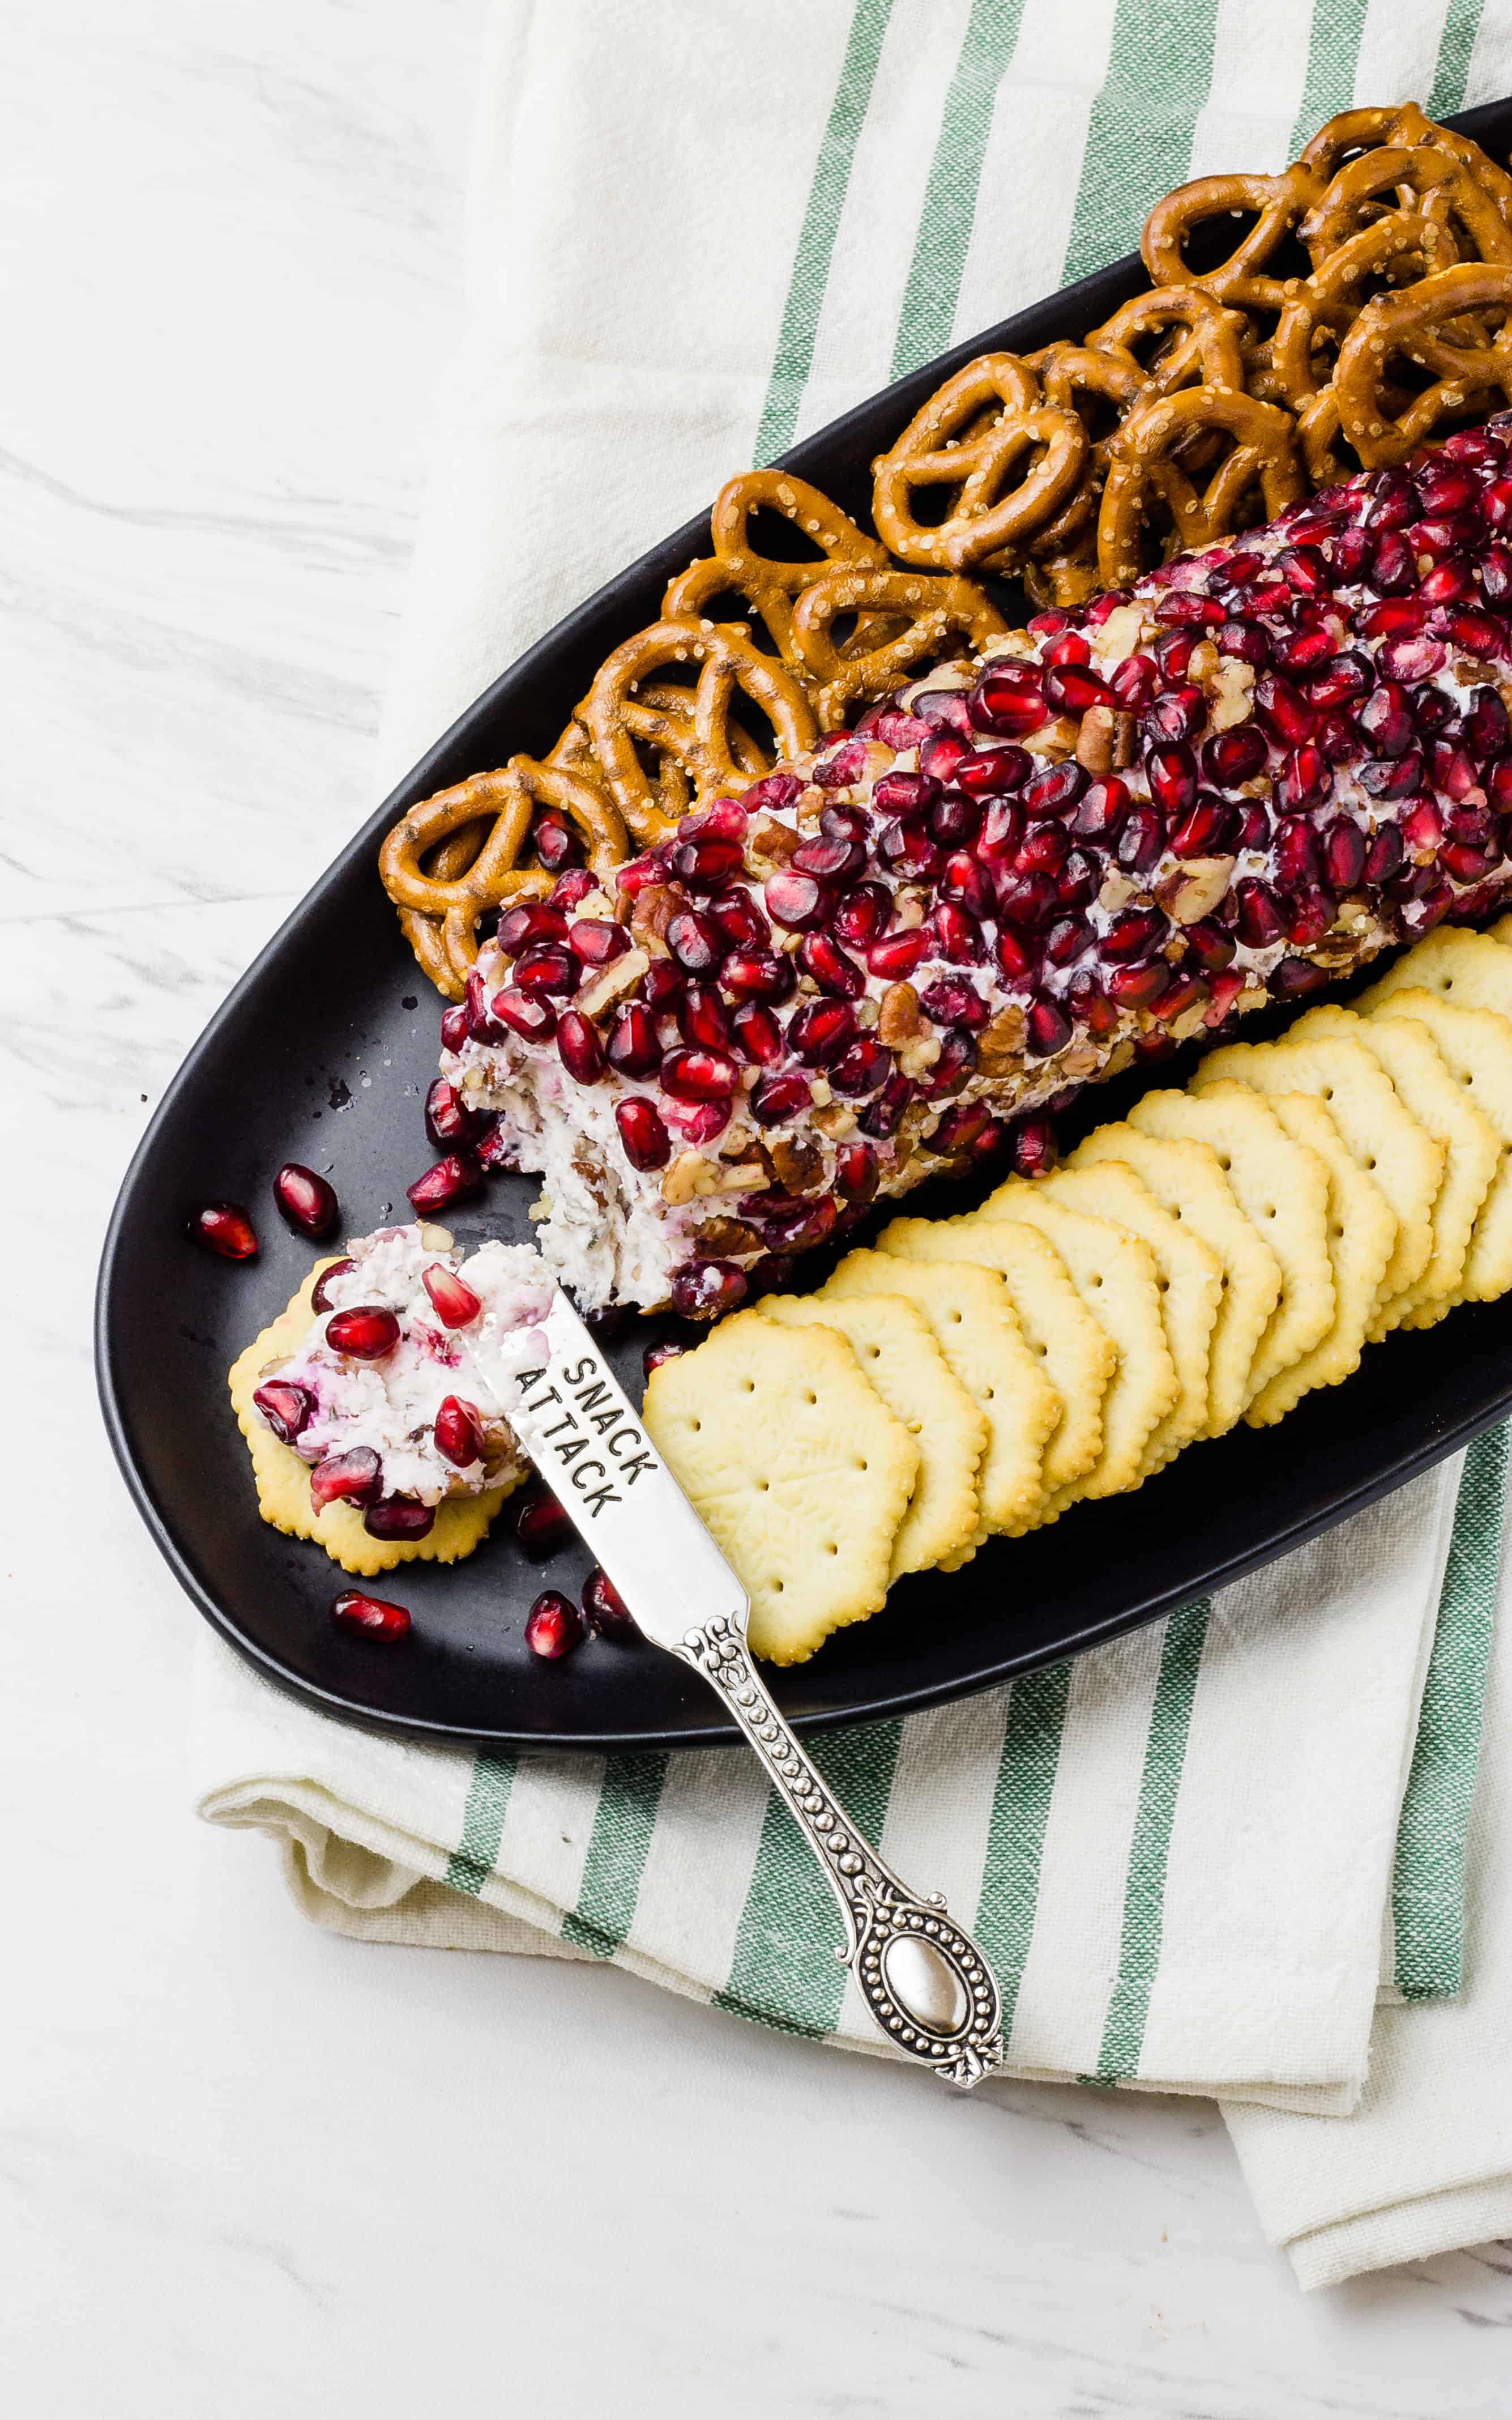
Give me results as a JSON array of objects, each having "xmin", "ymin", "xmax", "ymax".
[{"xmin": 5, "ymin": 4, "xmax": 1512, "ymax": 2412}]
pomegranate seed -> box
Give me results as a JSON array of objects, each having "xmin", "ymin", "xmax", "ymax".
[
  {"xmin": 908, "ymin": 689, "xmax": 969, "ymax": 731},
  {"xmin": 875, "ymin": 769, "xmax": 936, "ymax": 816},
  {"xmin": 425, "ymin": 1077, "xmax": 479, "ymax": 1152},
  {"xmin": 788, "ymin": 1000, "xmax": 856, "ymax": 1066},
  {"xmin": 1253, "ymin": 675, "xmax": 1315, "ymax": 745},
  {"xmin": 1103, "ymin": 907, "xmax": 1167, "ymax": 962},
  {"xmin": 1416, "ymin": 462, "xmax": 1479, "ymax": 517},
  {"xmin": 1056, "ymin": 849, "xmax": 1099, "ymax": 909},
  {"xmin": 1040, "ymin": 625, "xmax": 1088, "ymax": 657},
  {"xmin": 497, "ymin": 902, "xmax": 568, "ymax": 957},
  {"xmin": 742, "ymin": 1070, "xmax": 811, "ymax": 1132},
  {"xmin": 1115, "ymin": 805, "xmax": 1166, "ymax": 875},
  {"xmin": 1482, "ymin": 478, "xmax": 1512, "ymax": 530},
  {"xmin": 979, "ymin": 798, "xmax": 1027, "ymax": 860},
  {"xmin": 1443, "ymin": 430, "xmax": 1506, "ymax": 466},
  {"xmin": 492, "ymin": 987, "xmax": 558, "ymax": 1042},
  {"xmin": 1319, "ymin": 819, "xmax": 1366, "ymax": 890},
  {"xmin": 740, "ymin": 772, "xmax": 802, "ymax": 815},
  {"xmin": 1270, "ymin": 957, "xmax": 1331, "ymax": 998},
  {"xmin": 511, "ymin": 1483, "xmax": 572, "ymax": 1561},
  {"xmin": 643, "ymin": 1337, "xmax": 685, "ymax": 1380},
  {"xmin": 730, "ymin": 1002, "xmax": 783, "ymax": 1064},
  {"xmin": 1421, "ymin": 561, "xmax": 1476, "ymax": 608},
  {"xmin": 1171, "ymin": 795, "xmax": 1238, "ymax": 857},
  {"xmin": 876, "ymin": 819, "xmax": 941, "ymax": 880},
  {"xmin": 310, "ymin": 1257, "xmax": 355, "ymax": 1312},
  {"xmin": 764, "ymin": 871, "xmax": 833, "ymax": 931},
  {"xmin": 331, "ymin": 1591, "xmax": 412, "ymax": 1643},
  {"xmin": 955, "ymin": 745, "xmax": 1028, "ymax": 796},
  {"xmin": 866, "ymin": 928, "xmax": 931, "ymax": 979},
  {"xmin": 550, "ymin": 867, "xmax": 598, "ymax": 911},
  {"xmin": 533, "ymin": 813, "xmax": 582, "ymax": 872},
  {"xmin": 1045, "ymin": 913, "xmax": 1093, "ymax": 966},
  {"xmin": 1104, "ymin": 960, "xmax": 1172, "ymax": 1011},
  {"xmin": 1317, "ymin": 709, "xmax": 1361, "ymax": 763},
  {"xmin": 798, "ymin": 931, "xmax": 865, "ymax": 997},
  {"xmin": 406, "ymin": 1153, "xmax": 482, "ymax": 1214},
  {"xmin": 1043, "ymin": 662, "xmax": 1112, "ymax": 714},
  {"xmin": 931, "ymin": 1102, "xmax": 994, "ymax": 1156},
  {"xmin": 1236, "ymin": 802, "xmax": 1270, "ymax": 850},
  {"xmin": 439, "ymin": 1004, "xmax": 471, "ymax": 1054},
  {"xmin": 1466, "ymin": 688, "xmax": 1511, "ymax": 761},
  {"xmin": 996, "ymin": 870, "xmax": 1060, "ymax": 931},
  {"xmin": 1365, "ymin": 825, "xmax": 1406, "ymax": 883},
  {"xmin": 1014, "ymin": 821, "xmax": 1070, "ymax": 875},
  {"xmin": 919, "ymin": 975, "xmax": 989, "ymax": 1030},
  {"xmin": 581, "ymin": 1568, "xmax": 638, "ymax": 1641},
  {"xmin": 1155, "ymin": 590, "xmax": 1224, "ymax": 627},
  {"xmin": 1432, "ymin": 743, "xmax": 1483, "ymax": 804},
  {"xmin": 1409, "ymin": 686, "xmax": 1457, "ymax": 736},
  {"xmin": 1184, "ymin": 917, "xmax": 1235, "ymax": 972},
  {"xmin": 676, "ymin": 985, "xmax": 731, "ymax": 1050},
  {"xmin": 932, "ymin": 902, "xmax": 983, "ymax": 962},
  {"xmin": 1025, "ymin": 998, "xmax": 1073, "ymax": 1057},
  {"xmin": 253, "ymin": 1379, "xmax": 312, "ymax": 1443},
  {"xmin": 570, "ymin": 919, "xmax": 631, "ymax": 969},
  {"xmin": 1378, "ymin": 633, "xmax": 1447, "ymax": 684},
  {"xmin": 1357, "ymin": 684, "xmax": 1414, "ymax": 756},
  {"xmin": 1276, "ymin": 744, "xmax": 1332, "ymax": 813},
  {"xmin": 187, "ymin": 1202, "xmax": 258, "ymax": 1260},
  {"xmin": 1070, "ymin": 777, "xmax": 1130, "ymax": 841},
  {"xmin": 416, "ymin": 1263, "xmax": 480, "ymax": 1330},
  {"xmin": 1146, "ymin": 684, "xmax": 1205, "ymax": 743},
  {"xmin": 1022, "ymin": 761, "xmax": 1087, "ymax": 820},
  {"xmin": 793, "ymin": 833, "xmax": 866, "ymax": 884},
  {"xmin": 526, "ymin": 1588, "xmax": 584, "ymax": 1659},
  {"xmin": 1280, "ymin": 884, "xmax": 1336, "ymax": 945},
  {"xmin": 1449, "ymin": 610, "xmax": 1507, "ymax": 659},
  {"xmin": 1368, "ymin": 531, "xmax": 1416, "ymax": 594},
  {"xmin": 1332, "ymin": 525, "xmax": 1374, "ymax": 581},
  {"xmin": 606, "ymin": 1002, "xmax": 662, "ymax": 1080},
  {"xmin": 1359, "ymin": 749, "xmax": 1425, "ymax": 800},
  {"xmin": 672, "ymin": 832, "xmax": 745, "ymax": 892},
  {"xmin": 1010, "ymin": 1114, "xmax": 1058, "ymax": 1177},
  {"xmin": 556, "ymin": 1009, "xmax": 606, "ymax": 1084},
  {"xmin": 310, "ymin": 1447, "xmax": 382, "ymax": 1510},
  {"xmin": 434, "ymin": 1395, "xmax": 484, "ymax": 1467},
  {"xmin": 661, "ymin": 1045, "xmax": 739, "ymax": 1101},
  {"xmin": 670, "ymin": 1259, "xmax": 748, "ymax": 1319},
  {"xmin": 969, "ymin": 666, "xmax": 1045, "ymax": 736},
  {"xmin": 836, "ymin": 1138, "xmax": 878, "ymax": 1205},
  {"xmin": 1274, "ymin": 628, "xmax": 1339, "ymax": 681},
  {"xmin": 1215, "ymin": 620, "xmax": 1270, "ymax": 668},
  {"xmin": 994, "ymin": 927, "xmax": 1043, "ymax": 986},
  {"xmin": 834, "ymin": 883, "xmax": 891, "ymax": 947},
  {"xmin": 1445, "ymin": 840, "xmax": 1500, "ymax": 882},
  {"xmin": 324, "ymin": 1303, "xmax": 400, "ymax": 1360},
  {"xmin": 1363, "ymin": 597, "xmax": 1427, "ymax": 638},
  {"xmin": 813, "ymin": 736, "xmax": 869, "ymax": 789},
  {"xmin": 514, "ymin": 941, "xmax": 579, "ymax": 995},
  {"xmin": 711, "ymin": 889, "xmax": 770, "ymax": 951},
  {"xmin": 1110, "ymin": 654, "xmax": 1158, "ymax": 708},
  {"xmin": 937, "ymin": 851, "xmax": 993, "ymax": 916},
  {"xmin": 1236, "ymin": 879, "xmax": 1284, "ymax": 946},
  {"xmin": 1069, "ymin": 968, "xmax": 1118, "ymax": 1035},
  {"xmin": 1145, "ymin": 743, "xmax": 1198, "ymax": 819},
  {"xmin": 1403, "ymin": 800, "xmax": 1446, "ymax": 855},
  {"xmin": 923, "ymin": 1030, "xmax": 977, "ymax": 1094},
  {"xmin": 859, "ymin": 1073, "xmax": 915, "ymax": 1137},
  {"xmin": 929, "ymin": 790, "xmax": 980, "ymax": 851},
  {"xmin": 1303, "ymin": 653, "xmax": 1373, "ymax": 711},
  {"xmin": 614, "ymin": 1096, "xmax": 672, "ymax": 1173},
  {"xmin": 1481, "ymin": 546, "xmax": 1512, "ymax": 608},
  {"xmin": 919, "ymin": 730, "xmax": 972, "ymax": 785},
  {"xmin": 667, "ymin": 908, "xmax": 728, "ymax": 974}
]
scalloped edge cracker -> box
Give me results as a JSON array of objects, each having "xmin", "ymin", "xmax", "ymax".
[
  {"xmin": 1067, "ymin": 1121, "xmax": 1280, "ymax": 1438},
  {"xmin": 1290, "ymin": 1003, "xmax": 1498, "ymax": 1329},
  {"xmin": 821, "ymin": 1248, "xmax": 1055, "ymax": 1548},
  {"xmin": 1357, "ymin": 925, "xmax": 1512, "ymax": 1021},
  {"xmin": 642, "ymin": 1307, "xmax": 917, "ymax": 1665},
  {"xmin": 228, "ymin": 1263, "xmax": 514, "ymax": 1577},
  {"xmin": 1369, "ymin": 987, "xmax": 1512, "ymax": 1305},
  {"xmin": 759, "ymin": 1290, "xmax": 985, "ymax": 1580},
  {"xmin": 1246, "ymin": 1092, "xmax": 1398, "ymax": 1424},
  {"xmin": 969, "ymin": 1190, "xmax": 1176, "ymax": 1518},
  {"xmin": 1129, "ymin": 1084, "xmax": 1334, "ymax": 1405},
  {"xmin": 876, "ymin": 1214, "xmax": 1112, "ymax": 1506},
  {"xmin": 1002, "ymin": 1161, "xmax": 1220, "ymax": 1476},
  {"xmin": 1192, "ymin": 1030, "xmax": 1439, "ymax": 1322}
]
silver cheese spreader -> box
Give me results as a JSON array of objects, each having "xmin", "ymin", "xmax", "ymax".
[{"xmin": 469, "ymin": 1288, "xmax": 1005, "ymax": 2088}]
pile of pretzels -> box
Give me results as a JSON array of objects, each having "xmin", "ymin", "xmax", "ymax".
[{"xmin": 383, "ymin": 102, "xmax": 1512, "ymax": 1000}]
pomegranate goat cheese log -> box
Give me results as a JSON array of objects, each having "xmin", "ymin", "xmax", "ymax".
[{"xmin": 441, "ymin": 415, "xmax": 1512, "ymax": 1316}]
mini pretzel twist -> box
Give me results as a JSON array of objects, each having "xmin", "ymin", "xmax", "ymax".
[
  {"xmin": 1141, "ymin": 168, "xmax": 1322, "ymax": 314},
  {"xmin": 1300, "ymin": 145, "xmax": 1512, "ymax": 272},
  {"xmin": 379, "ymin": 760, "xmax": 628, "ymax": 998},
  {"xmin": 663, "ymin": 471, "xmax": 894, "ymax": 668},
  {"xmin": 1083, "ymin": 286, "xmax": 1250, "ymax": 399},
  {"xmin": 872, "ymin": 353, "xmax": 1088, "ymax": 570},
  {"xmin": 1334, "ymin": 261, "xmax": 1512, "ymax": 467},
  {"xmin": 585, "ymin": 620, "xmax": 818, "ymax": 843},
  {"xmin": 789, "ymin": 566, "xmax": 1007, "ymax": 725},
  {"xmin": 1097, "ymin": 386, "xmax": 1304, "ymax": 588}
]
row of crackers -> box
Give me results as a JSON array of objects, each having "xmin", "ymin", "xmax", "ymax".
[{"xmin": 644, "ymin": 922, "xmax": 1512, "ymax": 1666}]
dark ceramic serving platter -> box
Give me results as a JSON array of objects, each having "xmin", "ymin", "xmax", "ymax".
[{"xmin": 99, "ymin": 98, "xmax": 1512, "ymax": 1750}]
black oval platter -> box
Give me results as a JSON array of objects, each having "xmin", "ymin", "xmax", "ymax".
[{"xmin": 97, "ymin": 98, "xmax": 1512, "ymax": 1751}]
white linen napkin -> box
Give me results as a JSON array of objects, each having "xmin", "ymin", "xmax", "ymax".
[{"xmin": 197, "ymin": 0, "xmax": 1512, "ymax": 2281}]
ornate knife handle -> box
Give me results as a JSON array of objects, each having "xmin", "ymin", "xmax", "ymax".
[{"xmin": 675, "ymin": 1613, "xmax": 1004, "ymax": 2089}]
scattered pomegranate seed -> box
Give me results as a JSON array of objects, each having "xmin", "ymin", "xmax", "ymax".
[
  {"xmin": 187, "ymin": 1202, "xmax": 258, "ymax": 1260},
  {"xmin": 425, "ymin": 1077, "xmax": 480, "ymax": 1151},
  {"xmin": 834, "ymin": 881, "xmax": 891, "ymax": 947},
  {"xmin": 571, "ymin": 919, "xmax": 631, "ymax": 967},
  {"xmin": 407, "ymin": 1153, "xmax": 482, "ymax": 1215},
  {"xmin": 253, "ymin": 1379, "xmax": 312, "ymax": 1443},
  {"xmin": 581, "ymin": 1567, "xmax": 639, "ymax": 1641},
  {"xmin": 556, "ymin": 1010, "xmax": 606, "ymax": 1085},
  {"xmin": 643, "ymin": 1337, "xmax": 685, "ymax": 1380},
  {"xmin": 514, "ymin": 941, "xmax": 580, "ymax": 995},
  {"xmin": 310, "ymin": 1447, "xmax": 382, "ymax": 1510},
  {"xmin": 670, "ymin": 1259, "xmax": 748, "ymax": 1319},
  {"xmin": 798, "ymin": 930, "xmax": 866, "ymax": 997},
  {"xmin": 865, "ymin": 928, "xmax": 930, "ymax": 979},
  {"xmin": 526, "ymin": 1588, "xmax": 585, "ymax": 1659},
  {"xmin": 788, "ymin": 999, "xmax": 856, "ymax": 1066},
  {"xmin": 1010, "ymin": 1114, "xmax": 1057, "ymax": 1177},
  {"xmin": 439, "ymin": 1004, "xmax": 471, "ymax": 1054},
  {"xmin": 533, "ymin": 813, "xmax": 583, "ymax": 872},
  {"xmin": 365, "ymin": 1496, "xmax": 436, "ymax": 1541},
  {"xmin": 729, "ymin": 1002, "xmax": 783, "ymax": 1064},
  {"xmin": 969, "ymin": 666, "xmax": 1045, "ymax": 736},
  {"xmin": 434, "ymin": 1395, "xmax": 484, "ymax": 1467},
  {"xmin": 511, "ymin": 1482, "xmax": 572, "ymax": 1560},
  {"xmin": 550, "ymin": 867, "xmax": 599, "ymax": 911},
  {"xmin": 663, "ymin": 1098, "xmax": 732, "ymax": 1147},
  {"xmin": 836, "ymin": 1138, "xmax": 878, "ymax": 1206},
  {"xmin": 1105, "ymin": 959, "xmax": 1172, "ymax": 1011},
  {"xmin": 764, "ymin": 870, "xmax": 833, "ymax": 931},
  {"xmin": 421, "ymin": 1262, "xmax": 481, "ymax": 1328},
  {"xmin": 616, "ymin": 1096, "xmax": 672, "ymax": 1171},
  {"xmin": 273, "ymin": 1163, "xmax": 339, "ymax": 1239},
  {"xmin": 331, "ymin": 1591, "xmax": 412, "ymax": 1643},
  {"xmin": 1025, "ymin": 998, "xmax": 1073, "ymax": 1056},
  {"xmin": 672, "ymin": 832, "xmax": 745, "ymax": 891}
]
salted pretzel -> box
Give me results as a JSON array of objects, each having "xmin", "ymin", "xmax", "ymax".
[
  {"xmin": 790, "ymin": 566, "xmax": 1006, "ymax": 725},
  {"xmin": 1141, "ymin": 168, "xmax": 1322, "ymax": 315},
  {"xmin": 1084, "ymin": 286, "xmax": 1249, "ymax": 398},
  {"xmin": 1300, "ymin": 103, "xmax": 1512, "ymax": 224},
  {"xmin": 662, "ymin": 470, "xmax": 891, "ymax": 667},
  {"xmin": 872, "ymin": 353, "xmax": 1088, "ymax": 571},
  {"xmin": 1097, "ymin": 387, "xmax": 1304, "ymax": 587},
  {"xmin": 1301, "ymin": 144, "xmax": 1512, "ymax": 272},
  {"xmin": 584, "ymin": 620, "xmax": 818, "ymax": 843},
  {"xmin": 1334, "ymin": 261, "xmax": 1512, "ymax": 467},
  {"xmin": 379, "ymin": 759, "xmax": 628, "ymax": 998}
]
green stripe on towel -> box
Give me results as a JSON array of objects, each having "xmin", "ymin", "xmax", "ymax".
[
  {"xmin": 443, "ymin": 1753, "xmax": 518, "ymax": 1895},
  {"xmin": 755, "ymin": 0, "xmax": 896, "ymax": 463},
  {"xmin": 1287, "ymin": 0, "xmax": 1370, "ymax": 161},
  {"xmin": 1095, "ymin": 1600, "xmax": 1210, "ymax": 2082},
  {"xmin": 1429, "ymin": 0, "xmax": 1487, "ymax": 119},
  {"xmin": 561, "ymin": 1752, "xmax": 670, "ymax": 1958},
  {"xmin": 1393, "ymin": 1425, "xmax": 1509, "ymax": 2000},
  {"xmin": 975, "ymin": 1661, "xmax": 1073, "ymax": 2042},
  {"xmin": 1062, "ymin": 0, "xmax": 1221, "ymax": 283},
  {"xmin": 714, "ymin": 1719, "xmax": 903, "ymax": 2036},
  {"xmin": 890, "ymin": 0, "xmax": 1028, "ymax": 378}
]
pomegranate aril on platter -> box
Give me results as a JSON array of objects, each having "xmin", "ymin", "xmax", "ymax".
[
  {"xmin": 582, "ymin": 1568, "xmax": 639, "ymax": 1641},
  {"xmin": 425, "ymin": 1077, "xmax": 481, "ymax": 1152},
  {"xmin": 406, "ymin": 1153, "xmax": 482, "ymax": 1215},
  {"xmin": 331, "ymin": 1592, "xmax": 412, "ymax": 1644},
  {"xmin": 525, "ymin": 1589, "xmax": 584, "ymax": 1660},
  {"xmin": 187, "ymin": 1202, "xmax": 258, "ymax": 1260},
  {"xmin": 272, "ymin": 1163, "xmax": 339, "ymax": 1239},
  {"xmin": 510, "ymin": 1481, "xmax": 573, "ymax": 1560}
]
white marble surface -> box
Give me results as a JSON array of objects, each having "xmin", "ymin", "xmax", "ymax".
[{"xmin": 6, "ymin": 5, "xmax": 1512, "ymax": 2410}]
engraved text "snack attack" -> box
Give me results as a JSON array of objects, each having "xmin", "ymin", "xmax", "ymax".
[{"xmin": 512, "ymin": 1356, "xmax": 657, "ymax": 1517}]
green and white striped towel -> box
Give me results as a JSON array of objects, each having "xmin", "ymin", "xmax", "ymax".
[{"xmin": 199, "ymin": 0, "xmax": 1512, "ymax": 2282}]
